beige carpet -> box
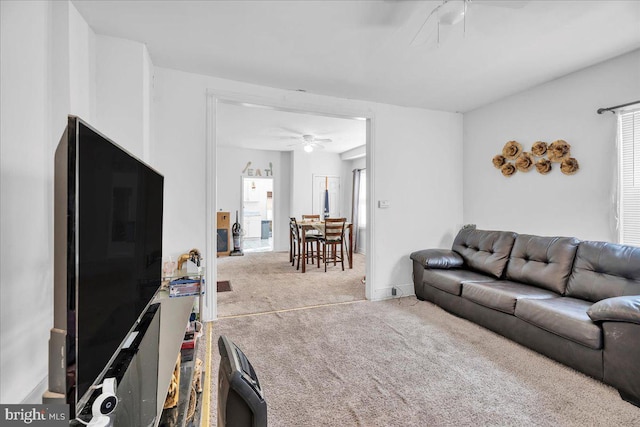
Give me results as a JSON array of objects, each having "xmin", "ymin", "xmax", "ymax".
[
  {"xmin": 216, "ymin": 251, "xmax": 366, "ymax": 317},
  {"xmin": 209, "ymin": 298, "xmax": 640, "ymax": 426}
]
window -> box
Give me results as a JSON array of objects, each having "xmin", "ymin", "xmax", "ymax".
[{"xmin": 619, "ymin": 110, "xmax": 640, "ymax": 245}]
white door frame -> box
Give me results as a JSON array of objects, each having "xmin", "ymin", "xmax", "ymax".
[{"xmin": 204, "ymin": 90, "xmax": 375, "ymax": 321}]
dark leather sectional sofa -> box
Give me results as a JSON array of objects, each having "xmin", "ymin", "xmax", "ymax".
[{"xmin": 410, "ymin": 228, "xmax": 640, "ymax": 406}]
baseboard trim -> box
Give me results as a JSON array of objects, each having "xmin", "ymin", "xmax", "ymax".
[{"xmin": 372, "ymin": 283, "xmax": 414, "ymax": 301}]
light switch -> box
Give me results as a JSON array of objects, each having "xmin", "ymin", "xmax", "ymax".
[{"xmin": 378, "ymin": 200, "xmax": 390, "ymax": 209}]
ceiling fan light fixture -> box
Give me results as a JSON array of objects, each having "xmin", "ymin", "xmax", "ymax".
[
  {"xmin": 303, "ymin": 144, "xmax": 314, "ymax": 153},
  {"xmin": 438, "ymin": 0, "xmax": 467, "ymax": 26}
]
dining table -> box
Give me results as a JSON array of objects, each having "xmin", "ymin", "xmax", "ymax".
[{"xmin": 295, "ymin": 218, "xmax": 353, "ymax": 273}]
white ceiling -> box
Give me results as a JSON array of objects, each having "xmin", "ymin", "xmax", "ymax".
[
  {"xmin": 217, "ymin": 102, "xmax": 366, "ymax": 153},
  {"xmin": 72, "ymin": 1, "xmax": 639, "ymax": 154},
  {"xmin": 73, "ymin": 0, "xmax": 640, "ymax": 113}
]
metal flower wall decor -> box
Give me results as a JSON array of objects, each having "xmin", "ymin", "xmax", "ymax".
[{"xmin": 493, "ymin": 140, "xmax": 579, "ymax": 177}]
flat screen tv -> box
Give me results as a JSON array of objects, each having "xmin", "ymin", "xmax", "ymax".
[
  {"xmin": 51, "ymin": 116, "xmax": 164, "ymax": 416},
  {"xmin": 218, "ymin": 335, "xmax": 267, "ymax": 427}
]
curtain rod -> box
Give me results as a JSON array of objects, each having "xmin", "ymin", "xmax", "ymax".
[{"xmin": 597, "ymin": 100, "xmax": 640, "ymax": 114}]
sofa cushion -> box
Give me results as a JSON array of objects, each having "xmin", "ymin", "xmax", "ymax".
[
  {"xmin": 505, "ymin": 234, "xmax": 580, "ymax": 295},
  {"xmin": 587, "ymin": 296, "xmax": 640, "ymax": 325},
  {"xmin": 410, "ymin": 249, "xmax": 464, "ymax": 269},
  {"xmin": 452, "ymin": 229, "xmax": 517, "ymax": 278},
  {"xmin": 461, "ymin": 280, "xmax": 559, "ymax": 315},
  {"xmin": 515, "ymin": 297, "xmax": 602, "ymax": 349},
  {"xmin": 566, "ymin": 241, "xmax": 640, "ymax": 302},
  {"xmin": 423, "ymin": 269, "xmax": 494, "ymax": 296}
]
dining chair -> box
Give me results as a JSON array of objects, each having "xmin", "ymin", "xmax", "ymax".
[
  {"xmin": 301, "ymin": 215, "xmax": 322, "ymax": 266},
  {"xmin": 302, "ymin": 214, "xmax": 321, "ymax": 221},
  {"xmin": 319, "ymin": 218, "xmax": 346, "ymax": 271},
  {"xmin": 289, "ymin": 217, "xmax": 300, "ymax": 269}
]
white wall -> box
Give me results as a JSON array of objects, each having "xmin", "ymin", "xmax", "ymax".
[
  {"xmin": 153, "ymin": 66, "xmax": 463, "ymax": 302},
  {"xmin": 290, "ymin": 150, "xmax": 344, "ymax": 218},
  {"xmin": 1, "ymin": 0, "xmax": 52, "ymax": 404},
  {"xmin": 95, "ymin": 35, "xmax": 153, "ymax": 161},
  {"xmin": 0, "ymin": 1, "xmax": 155, "ymax": 403},
  {"xmin": 216, "ymin": 146, "xmax": 291, "ymax": 251},
  {"xmin": 68, "ymin": 1, "xmax": 96, "ymax": 121},
  {"xmin": 0, "ymin": 0, "xmax": 76, "ymax": 404},
  {"xmin": 373, "ymin": 105, "xmax": 463, "ymax": 297},
  {"xmin": 464, "ymin": 49, "xmax": 640, "ymax": 242},
  {"xmin": 142, "ymin": 47, "xmax": 153, "ymax": 162},
  {"xmin": 152, "ymin": 70, "xmax": 209, "ymax": 260},
  {"xmin": 216, "ymin": 143, "xmax": 364, "ymax": 254}
]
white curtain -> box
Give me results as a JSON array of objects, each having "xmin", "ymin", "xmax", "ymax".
[
  {"xmin": 351, "ymin": 168, "xmax": 366, "ymax": 252},
  {"xmin": 618, "ymin": 109, "xmax": 640, "ymax": 245}
]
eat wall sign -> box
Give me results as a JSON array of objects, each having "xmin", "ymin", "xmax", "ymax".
[{"xmin": 242, "ymin": 161, "xmax": 274, "ymax": 177}]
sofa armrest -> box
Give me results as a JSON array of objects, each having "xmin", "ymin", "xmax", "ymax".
[
  {"xmin": 587, "ymin": 296, "xmax": 640, "ymax": 325},
  {"xmin": 410, "ymin": 249, "xmax": 463, "ymax": 269}
]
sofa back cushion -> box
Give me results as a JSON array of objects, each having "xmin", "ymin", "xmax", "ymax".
[
  {"xmin": 505, "ymin": 234, "xmax": 580, "ymax": 294},
  {"xmin": 452, "ymin": 229, "xmax": 517, "ymax": 278},
  {"xmin": 566, "ymin": 241, "xmax": 640, "ymax": 302}
]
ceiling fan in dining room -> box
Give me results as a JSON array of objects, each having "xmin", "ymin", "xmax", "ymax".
[{"xmin": 286, "ymin": 134, "xmax": 332, "ymax": 153}]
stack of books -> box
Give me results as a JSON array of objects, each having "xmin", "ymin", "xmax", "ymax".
[{"xmin": 169, "ymin": 278, "xmax": 201, "ymax": 297}]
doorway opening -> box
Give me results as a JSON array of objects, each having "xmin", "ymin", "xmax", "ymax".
[
  {"xmin": 242, "ymin": 177, "xmax": 274, "ymax": 253},
  {"xmin": 205, "ymin": 93, "xmax": 373, "ymax": 321}
]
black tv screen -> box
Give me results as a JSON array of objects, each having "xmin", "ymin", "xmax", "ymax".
[{"xmin": 54, "ymin": 116, "xmax": 164, "ymax": 415}]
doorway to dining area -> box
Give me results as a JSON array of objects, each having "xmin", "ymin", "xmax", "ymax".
[
  {"xmin": 242, "ymin": 177, "xmax": 274, "ymax": 253},
  {"xmin": 215, "ymin": 101, "xmax": 368, "ymax": 318}
]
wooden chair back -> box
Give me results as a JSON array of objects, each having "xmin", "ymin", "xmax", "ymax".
[
  {"xmin": 302, "ymin": 214, "xmax": 321, "ymax": 221},
  {"xmin": 323, "ymin": 218, "xmax": 345, "ymax": 242},
  {"xmin": 290, "ymin": 217, "xmax": 300, "ymax": 241}
]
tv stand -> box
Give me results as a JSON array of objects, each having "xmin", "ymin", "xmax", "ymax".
[
  {"xmin": 154, "ymin": 293, "xmax": 199, "ymax": 426},
  {"xmin": 159, "ymin": 341, "xmax": 204, "ymax": 427},
  {"xmin": 44, "ymin": 269, "xmax": 204, "ymax": 426},
  {"xmin": 158, "ymin": 270, "xmax": 206, "ymax": 427}
]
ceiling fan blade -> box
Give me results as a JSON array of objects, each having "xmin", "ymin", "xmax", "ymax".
[
  {"xmin": 315, "ymin": 138, "xmax": 332, "ymax": 143},
  {"xmin": 275, "ymin": 126, "xmax": 305, "ymax": 137},
  {"xmin": 410, "ymin": 6, "xmax": 439, "ymax": 47},
  {"xmin": 311, "ymin": 143, "xmax": 326, "ymax": 151}
]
